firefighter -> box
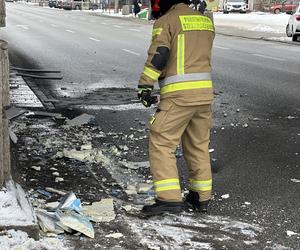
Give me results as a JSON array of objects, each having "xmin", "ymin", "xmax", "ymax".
[{"xmin": 137, "ymin": 0, "xmax": 215, "ymax": 215}]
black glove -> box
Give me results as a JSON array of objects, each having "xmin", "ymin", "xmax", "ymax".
[{"xmin": 137, "ymin": 85, "xmax": 154, "ymax": 107}]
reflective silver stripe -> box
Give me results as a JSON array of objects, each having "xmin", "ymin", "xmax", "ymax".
[{"xmin": 159, "ymin": 73, "xmax": 212, "ymax": 88}]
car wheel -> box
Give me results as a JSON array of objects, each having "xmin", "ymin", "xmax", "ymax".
[
  {"xmin": 274, "ymin": 8, "xmax": 280, "ymax": 14},
  {"xmin": 75, "ymin": 5, "xmax": 80, "ymax": 10},
  {"xmin": 223, "ymin": 11, "xmax": 229, "ymax": 14},
  {"xmin": 286, "ymin": 24, "xmax": 292, "ymax": 37},
  {"xmin": 92, "ymin": 5, "xmax": 97, "ymax": 10},
  {"xmin": 292, "ymin": 34, "xmax": 299, "ymax": 42}
]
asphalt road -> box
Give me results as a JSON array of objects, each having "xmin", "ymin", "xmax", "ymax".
[{"xmin": 2, "ymin": 3, "xmax": 300, "ymax": 249}]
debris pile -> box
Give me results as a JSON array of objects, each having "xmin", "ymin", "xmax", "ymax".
[{"xmin": 34, "ymin": 192, "xmax": 115, "ymax": 238}]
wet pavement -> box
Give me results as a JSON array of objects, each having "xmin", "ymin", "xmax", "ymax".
[{"xmin": 4, "ymin": 3, "xmax": 300, "ymax": 249}]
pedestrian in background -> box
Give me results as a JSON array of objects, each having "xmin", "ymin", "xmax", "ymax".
[
  {"xmin": 198, "ymin": 0, "xmax": 207, "ymax": 14},
  {"xmin": 133, "ymin": 0, "xmax": 142, "ymax": 17}
]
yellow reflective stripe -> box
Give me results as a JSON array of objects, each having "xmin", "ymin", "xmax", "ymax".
[
  {"xmin": 143, "ymin": 66, "xmax": 160, "ymax": 80},
  {"xmin": 177, "ymin": 34, "xmax": 185, "ymax": 75},
  {"xmin": 155, "ymin": 178, "xmax": 179, "ymax": 185},
  {"xmin": 179, "ymin": 15, "xmax": 214, "ymax": 32},
  {"xmin": 152, "ymin": 28, "xmax": 163, "ymax": 36},
  {"xmin": 149, "ymin": 116, "xmax": 156, "ymax": 124},
  {"xmin": 154, "ymin": 178, "xmax": 181, "ymax": 192},
  {"xmin": 160, "ymin": 80, "xmax": 212, "ymax": 95},
  {"xmin": 156, "ymin": 185, "xmax": 181, "ymax": 192},
  {"xmin": 188, "ymin": 179, "xmax": 212, "ymax": 191}
]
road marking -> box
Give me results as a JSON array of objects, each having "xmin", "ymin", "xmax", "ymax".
[
  {"xmin": 252, "ymin": 53, "xmax": 285, "ymax": 61},
  {"xmin": 16, "ymin": 25, "xmax": 29, "ymax": 30},
  {"xmin": 66, "ymin": 29, "xmax": 75, "ymax": 33},
  {"xmin": 129, "ymin": 28, "xmax": 142, "ymax": 32},
  {"xmin": 113, "ymin": 25, "xmax": 122, "ymax": 28},
  {"xmin": 89, "ymin": 37, "xmax": 100, "ymax": 42},
  {"xmin": 51, "ymin": 24, "xmax": 57, "ymax": 27},
  {"xmin": 122, "ymin": 49, "xmax": 140, "ymax": 56},
  {"xmin": 214, "ymin": 45, "xmax": 230, "ymax": 50}
]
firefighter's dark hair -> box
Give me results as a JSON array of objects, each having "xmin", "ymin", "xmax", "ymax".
[{"xmin": 159, "ymin": 0, "xmax": 191, "ymax": 15}]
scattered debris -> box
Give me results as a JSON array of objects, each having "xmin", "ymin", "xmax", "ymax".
[
  {"xmin": 236, "ymin": 109, "xmax": 240, "ymax": 112},
  {"xmin": 253, "ymin": 118, "xmax": 261, "ymax": 121},
  {"xmin": 105, "ymin": 232, "xmax": 123, "ymax": 239},
  {"xmin": 286, "ymin": 230, "xmax": 297, "ymax": 237},
  {"xmin": 243, "ymin": 123, "xmax": 249, "ymax": 128},
  {"xmin": 66, "ymin": 114, "xmax": 95, "ymax": 126},
  {"xmin": 221, "ymin": 194, "xmax": 230, "ymax": 199},
  {"xmin": 36, "ymin": 189, "xmax": 52, "ymax": 199},
  {"xmin": 9, "ymin": 127, "xmax": 18, "ymax": 144},
  {"xmin": 244, "ymin": 202, "xmax": 251, "ymax": 205},
  {"xmin": 56, "ymin": 209, "xmax": 94, "ymax": 238},
  {"xmin": 55, "ymin": 177, "xmax": 64, "ymax": 183},
  {"xmin": 81, "ymin": 198, "xmax": 115, "ymax": 223},
  {"xmin": 5, "ymin": 107, "xmax": 27, "ymax": 120},
  {"xmin": 45, "ymin": 187, "xmax": 66, "ymax": 196},
  {"xmin": 290, "ymin": 179, "xmax": 300, "ymax": 183},
  {"xmin": 31, "ymin": 166, "xmax": 41, "ymax": 171},
  {"xmin": 209, "ymin": 148, "xmax": 215, "ymax": 153},
  {"xmin": 120, "ymin": 161, "xmax": 150, "ymax": 170},
  {"xmin": 286, "ymin": 116, "xmax": 296, "ymax": 120},
  {"xmin": 136, "ymin": 183, "xmax": 153, "ymax": 194},
  {"xmin": 35, "ymin": 210, "xmax": 64, "ymax": 235},
  {"xmin": 58, "ymin": 192, "xmax": 81, "ymax": 212}
]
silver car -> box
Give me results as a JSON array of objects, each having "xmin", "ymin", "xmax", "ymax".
[{"xmin": 286, "ymin": 4, "xmax": 300, "ymax": 42}]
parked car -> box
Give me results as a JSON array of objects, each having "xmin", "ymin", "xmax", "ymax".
[
  {"xmin": 57, "ymin": 0, "xmax": 64, "ymax": 9},
  {"xmin": 286, "ymin": 4, "xmax": 300, "ymax": 41},
  {"xmin": 63, "ymin": 0, "xmax": 98, "ymax": 10},
  {"xmin": 270, "ymin": 0, "xmax": 300, "ymax": 14},
  {"xmin": 223, "ymin": 0, "xmax": 247, "ymax": 14},
  {"xmin": 48, "ymin": 0, "xmax": 58, "ymax": 8}
]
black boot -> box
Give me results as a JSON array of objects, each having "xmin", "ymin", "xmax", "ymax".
[
  {"xmin": 142, "ymin": 199, "xmax": 184, "ymax": 216},
  {"xmin": 185, "ymin": 191, "xmax": 210, "ymax": 213}
]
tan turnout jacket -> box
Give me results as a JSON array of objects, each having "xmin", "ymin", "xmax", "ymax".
[{"xmin": 139, "ymin": 3, "xmax": 215, "ymax": 105}]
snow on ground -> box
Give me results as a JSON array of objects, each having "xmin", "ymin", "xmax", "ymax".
[
  {"xmin": 214, "ymin": 12, "xmax": 290, "ymax": 34},
  {"xmin": 0, "ymin": 182, "xmax": 35, "ymax": 226},
  {"xmin": 128, "ymin": 213, "xmax": 264, "ymax": 249},
  {"xmin": 0, "ymin": 230, "xmax": 71, "ymax": 250}
]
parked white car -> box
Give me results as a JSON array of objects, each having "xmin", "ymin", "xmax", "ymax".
[
  {"xmin": 223, "ymin": 0, "xmax": 247, "ymax": 14},
  {"xmin": 286, "ymin": 4, "xmax": 300, "ymax": 41}
]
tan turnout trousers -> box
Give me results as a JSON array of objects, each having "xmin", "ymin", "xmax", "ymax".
[{"xmin": 149, "ymin": 98, "xmax": 212, "ymax": 202}]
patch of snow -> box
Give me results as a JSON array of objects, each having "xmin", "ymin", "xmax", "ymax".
[
  {"xmin": 0, "ymin": 230, "xmax": 70, "ymax": 250},
  {"xmin": 0, "ymin": 182, "xmax": 35, "ymax": 226},
  {"xmin": 249, "ymin": 24, "xmax": 282, "ymax": 33},
  {"xmin": 77, "ymin": 103, "xmax": 147, "ymax": 111},
  {"xmin": 286, "ymin": 230, "xmax": 297, "ymax": 237},
  {"xmin": 128, "ymin": 214, "xmax": 263, "ymax": 249},
  {"xmin": 291, "ymin": 178, "xmax": 300, "ymax": 183},
  {"xmin": 221, "ymin": 194, "xmax": 230, "ymax": 199}
]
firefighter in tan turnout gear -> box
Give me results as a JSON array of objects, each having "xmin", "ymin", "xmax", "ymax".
[{"xmin": 137, "ymin": 0, "xmax": 215, "ymax": 215}]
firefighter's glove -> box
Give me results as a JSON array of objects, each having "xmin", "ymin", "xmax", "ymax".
[{"xmin": 137, "ymin": 85, "xmax": 154, "ymax": 108}]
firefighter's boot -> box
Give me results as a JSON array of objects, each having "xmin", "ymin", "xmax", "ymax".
[
  {"xmin": 185, "ymin": 191, "xmax": 210, "ymax": 213},
  {"xmin": 142, "ymin": 199, "xmax": 184, "ymax": 216}
]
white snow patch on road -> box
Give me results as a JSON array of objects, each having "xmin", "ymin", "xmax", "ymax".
[
  {"xmin": 214, "ymin": 12, "xmax": 290, "ymax": 35},
  {"xmin": 0, "ymin": 230, "xmax": 71, "ymax": 250},
  {"xmin": 0, "ymin": 183, "xmax": 34, "ymax": 226},
  {"xmin": 77, "ymin": 103, "xmax": 149, "ymax": 111},
  {"xmin": 249, "ymin": 24, "xmax": 282, "ymax": 33},
  {"xmin": 128, "ymin": 213, "xmax": 263, "ymax": 249}
]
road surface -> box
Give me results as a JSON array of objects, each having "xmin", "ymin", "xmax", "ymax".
[{"xmin": 2, "ymin": 3, "xmax": 300, "ymax": 249}]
